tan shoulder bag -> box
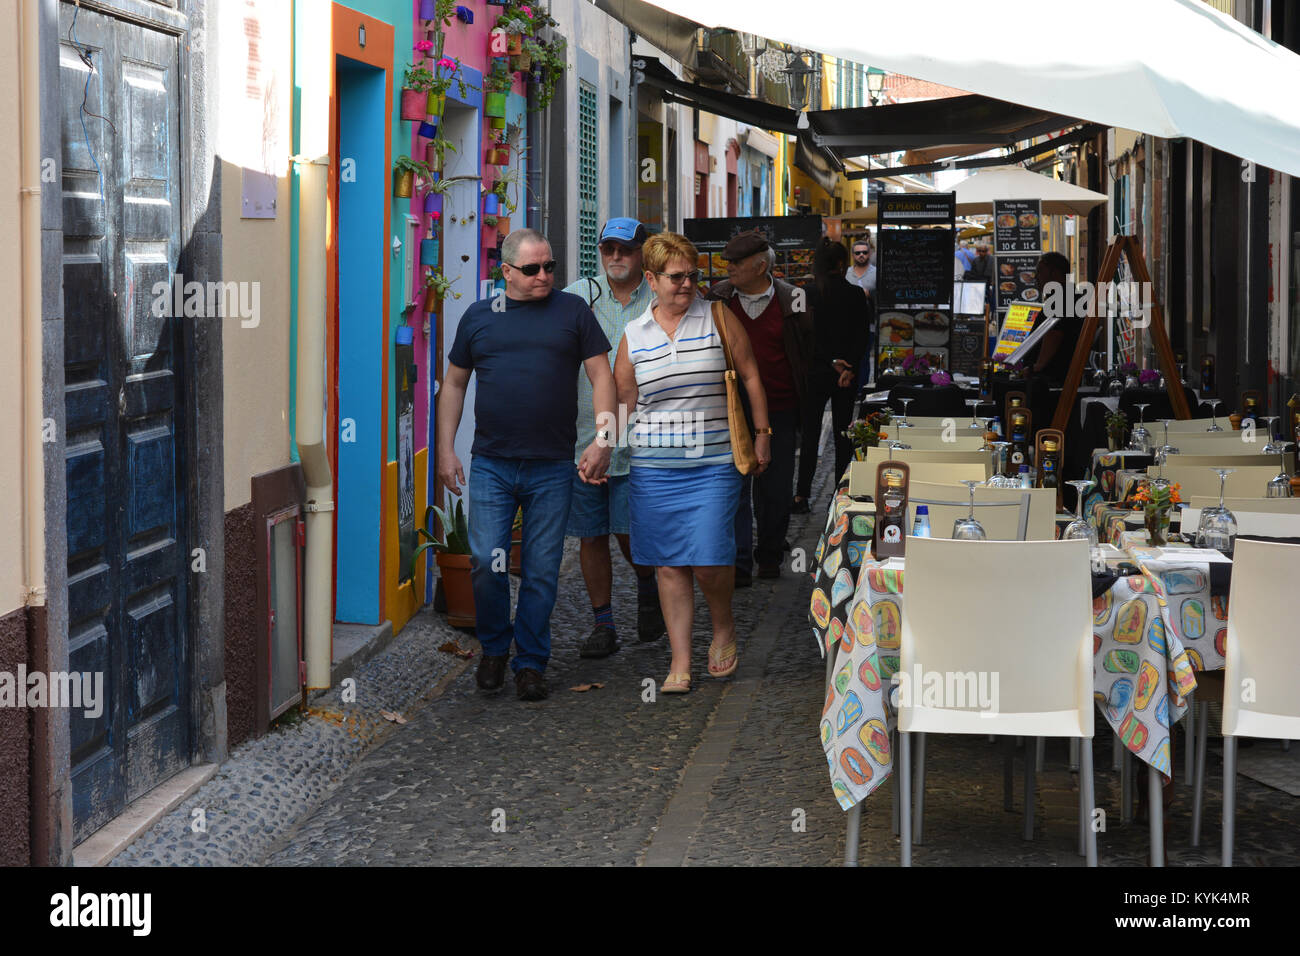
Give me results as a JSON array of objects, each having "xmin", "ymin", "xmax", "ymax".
[{"xmin": 710, "ymin": 301, "xmax": 759, "ymax": 475}]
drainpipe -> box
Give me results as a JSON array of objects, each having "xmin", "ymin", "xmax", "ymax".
[
  {"xmin": 19, "ymin": 0, "xmax": 45, "ymax": 610},
  {"xmin": 294, "ymin": 13, "xmax": 334, "ymax": 689}
]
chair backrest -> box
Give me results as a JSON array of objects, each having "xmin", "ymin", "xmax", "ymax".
[
  {"xmin": 1180, "ymin": 509, "xmax": 1300, "ymax": 538},
  {"xmin": 1164, "ymin": 418, "xmax": 1233, "ymax": 432},
  {"xmin": 848, "ymin": 456, "xmax": 988, "ymax": 496},
  {"xmin": 898, "ymin": 538, "xmax": 1094, "ymax": 738},
  {"xmin": 1159, "ymin": 444, "xmax": 1289, "ymax": 463},
  {"xmin": 1147, "ymin": 466, "xmax": 1280, "ymax": 500},
  {"xmin": 1222, "ymin": 539, "xmax": 1300, "ymax": 739},
  {"xmin": 864, "ymin": 445, "xmax": 992, "ymax": 469},
  {"xmin": 887, "ymin": 431, "xmax": 987, "ymax": 451},
  {"xmin": 1189, "ymin": 495, "xmax": 1300, "ymax": 515},
  {"xmin": 908, "ymin": 480, "xmax": 1056, "ymax": 541},
  {"xmin": 890, "ymin": 415, "xmax": 964, "ymax": 429}
]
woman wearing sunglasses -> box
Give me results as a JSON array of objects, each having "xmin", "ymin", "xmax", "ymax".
[{"xmin": 613, "ymin": 233, "xmax": 771, "ymax": 694}]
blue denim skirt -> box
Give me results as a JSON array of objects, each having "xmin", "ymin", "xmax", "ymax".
[{"xmin": 629, "ymin": 463, "xmax": 741, "ymax": 566}]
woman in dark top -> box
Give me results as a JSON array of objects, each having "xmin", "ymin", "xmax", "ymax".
[{"xmin": 793, "ymin": 241, "xmax": 873, "ymax": 512}]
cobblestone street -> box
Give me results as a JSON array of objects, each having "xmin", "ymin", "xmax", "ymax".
[{"xmin": 110, "ymin": 441, "xmax": 1300, "ymax": 867}]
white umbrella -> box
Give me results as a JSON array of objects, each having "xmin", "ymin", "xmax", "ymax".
[
  {"xmin": 637, "ymin": 0, "xmax": 1300, "ymax": 178},
  {"xmin": 951, "ymin": 166, "xmax": 1108, "ymax": 216}
]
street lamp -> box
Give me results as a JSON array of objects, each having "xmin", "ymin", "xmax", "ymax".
[
  {"xmin": 783, "ymin": 50, "xmax": 820, "ymax": 112},
  {"xmin": 740, "ymin": 32, "xmax": 768, "ymax": 60},
  {"xmin": 867, "ymin": 67, "xmax": 885, "ymax": 106}
]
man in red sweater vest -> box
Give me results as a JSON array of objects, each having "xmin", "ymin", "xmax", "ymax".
[{"xmin": 705, "ymin": 230, "xmax": 814, "ymax": 582}]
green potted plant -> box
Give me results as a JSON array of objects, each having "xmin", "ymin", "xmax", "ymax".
[
  {"xmin": 1105, "ymin": 409, "xmax": 1128, "ymax": 452},
  {"xmin": 483, "ymin": 60, "xmax": 512, "ymax": 123},
  {"xmin": 410, "ymin": 493, "xmax": 474, "ymax": 626},
  {"xmin": 401, "ymin": 64, "xmax": 437, "ymax": 121},
  {"xmin": 393, "ymin": 154, "xmax": 433, "ymax": 198},
  {"xmin": 520, "ymin": 8, "xmax": 566, "ymax": 110},
  {"xmin": 489, "ymin": 264, "xmax": 505, "ymax": 293},
  {"xmin": 424, "ymin": 269, "xmax": 462, "ymax": 302},
  {"xmin": 425, "ymin": 136, "xmax": 456, "ymax": 174}
]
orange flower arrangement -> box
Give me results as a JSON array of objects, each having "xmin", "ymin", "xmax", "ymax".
[{"xmin": 1129, "ymin": 480, "xmax": 1182, "ymax": 509}]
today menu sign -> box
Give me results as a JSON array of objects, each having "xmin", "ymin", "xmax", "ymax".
[{"xmin": 992, "ymin": 199, "xmax": 1043, "ymax": 254}]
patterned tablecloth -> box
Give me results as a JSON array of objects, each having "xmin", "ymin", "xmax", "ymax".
[
  {"xmin": 1083, "ymin": 449, "xmax": 1153, "ymax": 513},
  {"xmin": 808, "ymin": 476, "xmax": 875, "ymax": 658},
  {"xmin": 812, "ymin": 551, "xmax": 1220, "ymax": 812}
]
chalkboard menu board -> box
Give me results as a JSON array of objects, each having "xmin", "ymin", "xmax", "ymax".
[
  {"xmin": 880, "ymin": 191, "xmax": 956, "ymax": 225},
  {"xmin": 948, "ymin": 319, "xmax": 985, "ymax": 377},
  {"xmin": 877, "ymin": 229, "xmax": 954, "ymax": 309},
  {"xmin": 994, "ymin": 253, "xmax": 1039, "ymax": 311},
  {"xmin": 992, "ymin": 199, "xmax": 1043, "ymax": 253}
]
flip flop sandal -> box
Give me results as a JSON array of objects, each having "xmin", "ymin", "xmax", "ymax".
[
  {"xmin": 661, "ymin": 672, "xmax": 692, "ymax": 694},
  {"xmin": 708, "ymin": 641, "xmax": 739, "ymax": 678}
]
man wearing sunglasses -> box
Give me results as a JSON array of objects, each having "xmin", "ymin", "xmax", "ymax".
[
  {"xmin": 705, "ymin": 229, "xmax": 814, "ymax": 583},
  {"xmin": 561, "ymin": 218, "xmax": 666, "ymax": 659},
  {"xmin": 438, "ymin": 229, "xmax": 616, "ymax": 702}
]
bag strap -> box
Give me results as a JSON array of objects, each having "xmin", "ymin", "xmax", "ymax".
[{"xmin": 711, "ymin": 300, "xmax": 737, "ymax": 372}]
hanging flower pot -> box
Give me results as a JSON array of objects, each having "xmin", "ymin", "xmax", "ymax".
[
  {"xmin": 424, "ymin": 192, "xmax": 440, "ymax": 215},
  {"xmin": 510, "ymin": 53, "xmax": 532, "ymax": 72},
  {"xmin": 483, "ymin": 192, "xmax": 500, "ymax": 216},
  {"xmin": 489, "ymin": 115, "xmax": 507, "ymax": 130},
  {"xmin": 394, "ymin": 168, "xmax": 414, "ymax": 198},
  {"xmin": 486, "ymin": 146, "xmax": 510, "ymax": 166},
  {"xmin": 496, "ymin": 215, "xmax": 511, "ymax": 236},
  {"xmin": 484, "ymin": 91, "xmax": 507, "ymax": 117},
  {"xmin": 420, "ymin": 238, "xmax": 440, "ymax": 266},
  {"xmin": 482, "ymin": 218, "xmax": 499, "ymax": 244},
  {"xmin": 425, "ymin": 143, "xmax": 443, "ymax": 171},
  {"xmin": 395, "ymin": 323, "xmax": 415, "ymax": 346},
  {"xmin": 426, "ymin": 91, "xmax": 445, "ymax": 116},
  {"xmin": 418, "ymin": 0, "xmax": 437, "ymax": 20},
  {"xmin": 507, "ymin": 33, "xmax": 523, "ymax": 56},
  {"xmin": 418, "ymin": 119, "xmax": 439, "ymax": 140},
  {"xmin": 400, "ymin": 88, "xmax": 426, "ymax": 121}
]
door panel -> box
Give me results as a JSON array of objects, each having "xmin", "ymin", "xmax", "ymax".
[{"xmin": 62, "ymin": 1, "xmax": 190, "ymax": 840}]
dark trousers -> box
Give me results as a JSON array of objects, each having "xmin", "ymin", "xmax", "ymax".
[
  {"xmin": 734, "ymin": 407, "xmax": 798, "ymax": 571},
  {"xmin": 797, "ymin": 368, "xmax": 856, "ymax": 499}
]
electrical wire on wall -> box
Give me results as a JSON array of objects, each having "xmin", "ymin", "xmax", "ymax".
[{"xmin": 68, "ymin": 1, "xmax": 117, "ymax": 206}]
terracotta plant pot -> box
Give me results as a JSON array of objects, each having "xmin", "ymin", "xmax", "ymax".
[
  {"xmin": 484, "ymin": 91, "xmax": 507, "ymax": 117},
  {"xmin": 393, "ymin": 168, "xmax": 414, "ymax": 198},
  {"xmin": 496, "ymin": 216, "xmax": 510, "ymax": 236},
  {"xmin": 435, "ymin": 551, "xmax": 476, "ymax": 627},
  {"xmin": 400, "ymin": 88, "xmax": 426, "ymax": 121}
]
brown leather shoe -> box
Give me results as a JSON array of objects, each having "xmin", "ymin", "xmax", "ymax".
[
  {"xmin": 515, "ymin": 667, "xmax": 549, "ymax": 701},
  {"xmin": 476, "ymin": 654, "xmax": 508, "ymax": 691}
]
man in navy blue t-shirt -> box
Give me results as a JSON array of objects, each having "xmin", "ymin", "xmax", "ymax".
[{"xmin": 438, "ymin": 229, "xmax": 615, "ymax": 701}]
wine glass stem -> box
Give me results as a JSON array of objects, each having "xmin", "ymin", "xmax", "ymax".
[{"xmin": 1219, "ymin": 475, "xmax": 1226, "ymax": 508}]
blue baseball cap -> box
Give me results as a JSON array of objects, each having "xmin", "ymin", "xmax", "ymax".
[{"xmin": 599, "ymin": 217, "xmax": 647, "ymax": 247}]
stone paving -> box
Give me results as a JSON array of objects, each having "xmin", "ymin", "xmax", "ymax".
[{"xmin": 112, "ymin": 425, "xmax": 1300, "ymax": 866}]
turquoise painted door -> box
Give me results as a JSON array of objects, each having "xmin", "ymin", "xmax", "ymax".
[{"xmin": 61, "ymin": 2, "xmax": 191, "ymax": 842}]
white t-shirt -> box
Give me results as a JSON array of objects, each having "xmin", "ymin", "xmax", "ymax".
[{"xmin": 846, "ymin": 263, "xmax": 876, "ymax": 294}]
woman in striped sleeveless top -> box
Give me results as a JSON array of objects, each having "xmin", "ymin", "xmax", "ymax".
[{"xmin": 613, "ymin": 233, "xmax": 771, "ymax": 694}]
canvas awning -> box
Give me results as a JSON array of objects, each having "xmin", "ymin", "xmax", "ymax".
[{"xmin": 630, "ymin": 0, "xmax": 1300, "ymax": 178}]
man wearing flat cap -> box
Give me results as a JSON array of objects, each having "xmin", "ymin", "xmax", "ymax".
[{"xmin": 705, "ymin": 229, "xmax": 813, "ymax": 582}]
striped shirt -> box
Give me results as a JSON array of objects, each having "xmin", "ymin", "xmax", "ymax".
[{"xmin": 625, "ymin": 296, "xmax": 732, "ymax": 468}]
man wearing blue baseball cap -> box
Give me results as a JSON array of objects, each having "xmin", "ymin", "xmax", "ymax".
[{"xmin": 562, "ymin": 218, "xmax": 666, "ymax": 658}]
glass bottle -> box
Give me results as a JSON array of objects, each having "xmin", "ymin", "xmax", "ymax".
[
  {"xmin": 879, "ymin": 473, "xmax": 907, "ymax": 548},
  {"xmin": 1039, "ymin": 439, "xmax": 1060, "ymax": 492},
  {"xmin": 1010, "ymin": 411, "xmax": 1030, "ymax": 470}
]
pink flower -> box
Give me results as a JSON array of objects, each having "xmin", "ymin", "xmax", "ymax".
[
  {"xmin": 414, "ymin": 40, "xmax": 434, "ymax": 51},
  {"xmin": 431, "ymin": 211, "xmax": 441, "ymax": 221},
  {"xmin": 521, "ymin": 6, "xmax": 532, "ymax": 15},
  {"xmin": 437, "ymin": 57, "xmax": 457, "ymax": 70}
]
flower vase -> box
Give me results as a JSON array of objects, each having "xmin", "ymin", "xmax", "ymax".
[
  {"xmin": 400, "ymin": 88, "xmax": 426, "ymax": 121},
  {"xmin": 1144, "ymin": 506, "xmax": 1170, "ymax": 547}
]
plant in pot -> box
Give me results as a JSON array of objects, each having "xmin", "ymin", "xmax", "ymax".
[
  {"xmin": 520, "ymin": 7, "xmax": 567, "ymax": 110},
  {"xmin": 393, "ymin": 154, "xmax": 433, "ymax": 198},
  {"xmin": 483, "ymin": 187, "xmax": 500, "ymax": 216},
  {"xmin": 496, "ymin": 10, "xmax": 528, "ymax": 54},
  {"xmin": 489, "ymin": 264, "xmax": 505, "ymax": 292},
  {"xmin": 1105, "ymin": 409, "xmax": 1128, "ymax": 452},
  {"xmin": 1131, "ymin": 478, "xmax": 1182, "ymax": 547},
  {"xmin": 410, "ymin": 493, "xmax": 475, "ymax": 627},
  {"xmin": 400, "ymin": 64, "xmax": 438, "ymax": 121},
  {"xmin": 426, "ymin": 136, "xmax": 456, "ymax": 174},
  {"xmin": 481, "ymin": 214, "xmax": 499, "ymax": 244},
  {"xmin": 424, "ymin": 269, "xmax": 462, "ymax": 303},
  {"xmin": 482, "ymin": 60, "xmax": 512, "ymax": 125}
]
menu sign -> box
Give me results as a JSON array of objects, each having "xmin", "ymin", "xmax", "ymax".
[
  {"xmin": 878, "ymin": 228, "xmax": 954, "ymax": 308},
  {"xmin": 992, "ymin": 199, "xmax": 1043, "ymax": 254},
  {"xmin": 994, "ymin": 252, "xmax": 1039, "ymax": 312},
  {"xmin": 993, "ymin": 302, "xmax": 1043, "ymax": 359},
  {"xmin": 879, "ymin": 191, "xmax": 956, "ymax": 225},
  {"xmin": 948, "ymin": 319, "xmax": 985, "ymax": 377}
]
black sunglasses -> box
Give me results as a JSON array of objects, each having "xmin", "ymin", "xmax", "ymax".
[
  {"xmin": 507, "ymin": 259, "xmax": 557, "ymax": 276},
  {"xmin": 599, "ymin": 241, "xmax": 639, "ymax": 255}
]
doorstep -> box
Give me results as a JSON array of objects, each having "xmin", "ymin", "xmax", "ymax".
[
  {"xmin": 72, "ymin": 763, "xmax": 218, "ymax": 867},
  {"xmin": 315, "ymin": 620, "xmax": 395, "ymax": 696}
]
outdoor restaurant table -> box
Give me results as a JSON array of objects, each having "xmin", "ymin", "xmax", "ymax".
[{"xmin": 810, "ymin": 541, "xmax": 1230, "ymax": 812}]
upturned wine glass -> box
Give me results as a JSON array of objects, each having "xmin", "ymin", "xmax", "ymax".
[
  {"xmin": 979, "ymin": 417, "xmax": 996, "ymax": 451},
  {"xmin": 1267, "ymin": 442, "xmax": 1295, "ymax": 498},
  {"xmin": 1129, "ymin": 404, "xmax": 1152, "ymax": 453},
  {"xmin": 1260, "ymin": 416, "xmax": 1282, "ymax": 455},
  {"xmin": 986, "ymin": 441, "xmax": 1019, "ymax": 488},
  {"xmin": 1205, "ymin": 399, "xmax": 1223, "ymax": 432},
  {"xmin": 952, "ymin": 480, "xmax": 987, "ymax": 540},
  {"xmin": 966, "ymin": 399, "xmax": 986, "ymax": 429},
  {"xmin": 1196, "ymin": 468, "xmax": 1236, "ymax": 553},
  {"xmin": 1155, "ymin": 419, "xmax": 1179, "ymax": 469},
  {"xmin": 1063, "ymin": 479, "xmax": 1099, "ymax": 546},
  {"xmin": 897, "ymin": 397, "xmax": 914, "ymax": 428}
]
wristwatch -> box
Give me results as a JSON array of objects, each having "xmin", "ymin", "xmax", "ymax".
[{"xmin": 596, "ymin": 428, "xmax": 612, "ymax": 443}]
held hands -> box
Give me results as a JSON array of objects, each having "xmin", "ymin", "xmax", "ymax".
[
  {"xmin": 438, "ymin": 452, "xmax": 467, "ymax": 497},
  {"xmin": 577, "ymin": 440, "xmax": 612, "ymax": 484},
  {"xmin": 754, "ymin": 432, "xmax": 772, "ymax": 474},
  {"xmin": 836, "ymin": 369, "xmax": 855, "ymax": 388}
]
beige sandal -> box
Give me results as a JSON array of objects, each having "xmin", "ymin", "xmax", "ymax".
[
  {"xmin": 708, "ymin": 640, "xmax": 739, "ymax": 678},
  {"xmin": 661, "ymin": 672, "xmax": 692, "ymax": 694}
]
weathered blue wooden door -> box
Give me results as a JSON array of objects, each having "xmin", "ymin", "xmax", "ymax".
[{"xmin": 61, "ymin": 2, "xmax": 191, "ymax": 842}]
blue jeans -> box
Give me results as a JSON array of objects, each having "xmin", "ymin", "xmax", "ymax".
[{"xmin": 468, "ymin": 456, "xmax": 574, "ymax": 673}]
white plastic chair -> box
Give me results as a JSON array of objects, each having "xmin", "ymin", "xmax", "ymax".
[
  {"xmin": 1180, "ymin": 510, "xmax": 1300, "ymax": 538},
  {"xmin": 896, "ymin": 537, "xmax": 1097, "ymax": 866},
  {"xmin": 1214, "ymin": 540, "xmax": 1300, "ymax": 865},
  {"xmin": 906, "ymin": 480, "xmax": 1037, "ymax": 541},
  {"xmin": 848, "ymin": 458, "xmax": 988, "ymax": 496},
  {"xmin": 1188, "ymin": 496, "xmax": 1300, "ymax": 515},
  {"xmin": 1148, "ymin": 466, "xmax": 1280, "ymax": 501}
]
